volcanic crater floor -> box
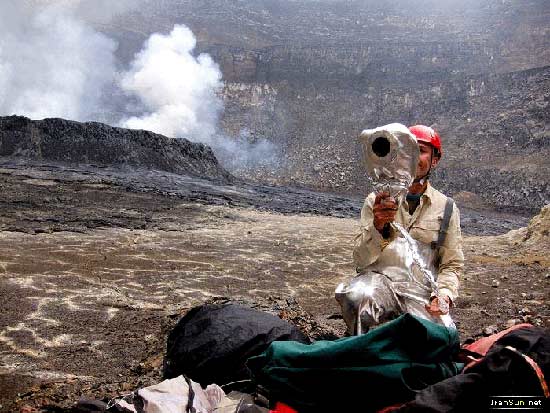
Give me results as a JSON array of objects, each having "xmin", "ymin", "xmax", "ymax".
[{"xmin": 0, "ymin": 160, "xmax": 547, "ymax": 412}]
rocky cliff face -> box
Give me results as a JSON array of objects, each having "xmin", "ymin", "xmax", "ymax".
[
  {"xmin": 95, "ymin": 0, "xmax": 550, "ymax": 210},
  {"xmin": 119, "ymin": 0, "xmax": 549, "ymax": 77},
  {"xmin": 0, "ymin": 116, "xmax": 232, "ymax": 182},
  {"xmin": 219, "ymin": 65, "xmax": 549, "ymax": 211}
]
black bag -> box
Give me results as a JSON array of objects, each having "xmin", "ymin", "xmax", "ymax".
[
  {"xmin": 163, "ymin": 303, "xmax": 310, "ymax": 386},
  {"xmin": 395, "ymin": 326, "xmax": 550, "ymax": 412}
]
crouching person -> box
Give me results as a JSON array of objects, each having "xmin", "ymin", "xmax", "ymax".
[{"xmin": 337, "ymin": 125, "xmax": 464, "ymax": 334}]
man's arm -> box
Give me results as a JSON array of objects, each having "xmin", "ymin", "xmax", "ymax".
[
  {"xmin": 353, "ymin": 192, "xmax": 396, "ymax": 272},
  {"xmin": 425, "ymin": 204, "xmax": 464, "ymax": 316}
]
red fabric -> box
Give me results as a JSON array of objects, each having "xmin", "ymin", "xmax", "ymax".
[
  {"xmin": 461, "ymin": 323, "xmax": 532, "ymax": 370},
  {"xmin": 463, "ymin": 323, "xmax": 532, "ymax": 356},
  {"xmin": 377, "ymin": 403, "xmax": 405, "ymax": 412},
  {"xmin": 270, "ymin": 401, "xmax": 298, "ymax": 413}
]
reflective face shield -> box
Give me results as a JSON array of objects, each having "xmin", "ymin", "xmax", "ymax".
[{"xmin": 359, "ymin": 123, "xmax": 419, "ymax": 205}]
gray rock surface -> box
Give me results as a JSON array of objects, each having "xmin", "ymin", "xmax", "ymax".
[
  {"xmin": 0, "ymin": 116, "xmax": 232, "ymax": 182},
  {"xmin": 218, "ymin": 65, "xmax": 550, "ymax": 212},
  {"xmin": 97, "ymin": 0, "xmax": 550, "ymax": 212}
]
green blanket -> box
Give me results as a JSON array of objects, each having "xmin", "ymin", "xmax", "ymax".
[{"xmin": 247, "ymin": 314, "xmax": 461, "ymax": 412}]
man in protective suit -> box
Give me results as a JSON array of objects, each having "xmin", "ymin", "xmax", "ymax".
[{"xmin": 351, "ymin": 125, "xmax": 464, "ymax": 327}]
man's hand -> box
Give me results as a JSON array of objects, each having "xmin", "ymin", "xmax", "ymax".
[
  {"xmin": 373, "ymin": 191, "xmax": 398, "ymax": 233},
  {"xmin": 425, "ymin": 295, "xmax": 451, "ymax": 316}
]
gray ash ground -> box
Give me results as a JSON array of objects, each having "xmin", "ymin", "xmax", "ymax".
[{"xmin": 0, "ymin": 158, "xmax": 546, "ymax": 412}]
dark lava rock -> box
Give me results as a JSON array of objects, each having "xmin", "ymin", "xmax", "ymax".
[
  {"xmin": 0, "ymin": 115, "xmax": 232, "ymax": 182},
  {"xmin": 0, "ymin": 157, "xmax": 530, "ymax": 235}
]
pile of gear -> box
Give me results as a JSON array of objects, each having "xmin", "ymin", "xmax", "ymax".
[{"xmin": 75, "ymin": 302, "xmax": 548, "ymax": 413}]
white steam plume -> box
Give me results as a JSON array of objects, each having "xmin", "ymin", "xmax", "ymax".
[
  {"xmin": 120, "ymin": 25, "xmax": 279, "ymax": 169},
  {"xmin": 120, "ymin": 25, "xmax": 223, "ymax": 143},
  {"xmin": 0, "ymin": 1, "xmax": 118, "ymax": 120},
  {"xmin": 0, "ymin": 2, "xmax": 280, "ymax": 170}
]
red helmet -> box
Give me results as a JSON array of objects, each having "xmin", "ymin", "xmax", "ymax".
[{"xmin": 409, "ymin": 125, "xmax": 442, "ymax": 156}]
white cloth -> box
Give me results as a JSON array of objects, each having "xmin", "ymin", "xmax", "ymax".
[{"xmin": 113, "ymin": 376, "xmax": 230, "ymax": 413}]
